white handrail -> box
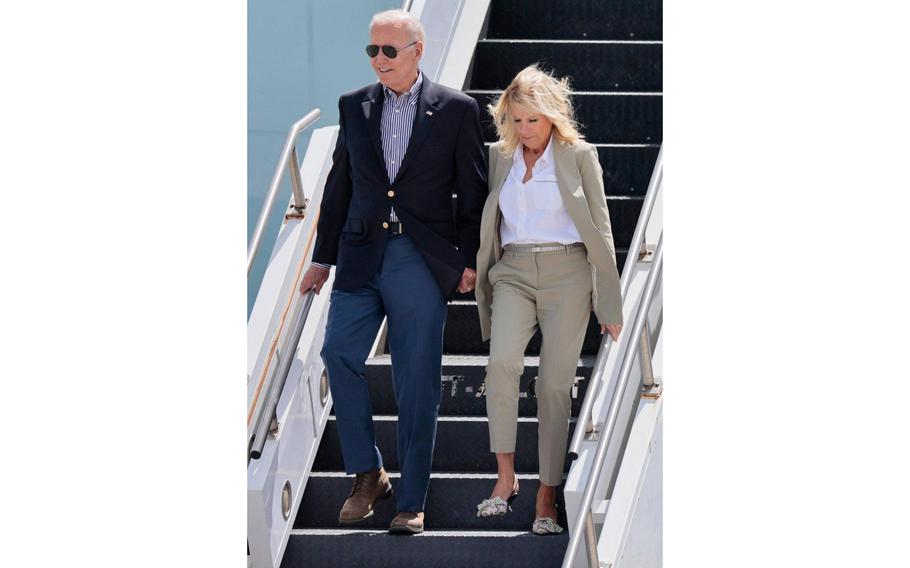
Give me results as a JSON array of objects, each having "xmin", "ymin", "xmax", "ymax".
[
  {"xmin": 563, "ymin": 234, "xmax": 664, "ymax": 568},
  {"xmin": 247, "ymin": 109, "xmax": 320, "ymax": 275},
  {"xmin": 249, "ymin": 290, "xmax": 316, "ymax": 460},
  {"xmin": 568, "ymin": 145, "xmax": 663, "ymax": 459}
]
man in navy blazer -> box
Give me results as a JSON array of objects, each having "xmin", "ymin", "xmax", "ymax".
[{"xmin": 299, "ymin": 9, "xmax": 487, "ymax": 534}]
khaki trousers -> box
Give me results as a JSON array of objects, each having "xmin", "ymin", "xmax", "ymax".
[{"xmin": 485, "ymin": 243, "xmax": 592, "ymax": 486}]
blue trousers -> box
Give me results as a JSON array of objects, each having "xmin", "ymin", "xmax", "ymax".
[{"xmin": 320, "ymin": 234, "xmax": 447, "ymax": 512}]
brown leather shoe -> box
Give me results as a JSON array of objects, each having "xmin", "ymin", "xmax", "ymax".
[
  {"xmin": 338, "ymin": 467, "xmax": 392, "ymax": 525},
  {"xmin": 389, "ymin": 511, "xmax": 424, "ymax": 535}
]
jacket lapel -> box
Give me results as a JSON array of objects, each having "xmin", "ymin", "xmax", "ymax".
[
  {"xmin": 361, "ymin": 83, "xmax": 386, "ymax": 171},
  {"xmin": 483, "ymin": 146, "xmax": 513, "ymax": 261},
  {"xmin": 392, "ymin": 77, "xmax": 440, "ymax": 185},
  {"xmin": 552, "ymin": 140, "xmax": 590, "ymax": 228},
  {"xmin": 489, "ymin": 147, "xmax": 511, "ymax": 201}
]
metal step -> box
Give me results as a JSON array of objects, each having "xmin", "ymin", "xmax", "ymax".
[
  {"xmin": 281, "ymin": 530, "xmax": 569, "ymax": 568},
  {"xmin": 485, "ymin": 0, "xmax": 662, "ymax": 41},
  {"xmin": 312, "ymin": 416, "xmax": 578, "ymax": 473},
  {"xmin": 467, "ymin": 91, "xmax": 662, "ymax": 145},
  {"xmin": 356, "ymin": 354, "xmax": 595, "ymax": 416},
  {"xmin": 470, "ymin": 40, "xmax": 662, "ymax": 92},
  {"xmin": 295, "ymin": 473, "xmax": 567, "ymax": 530},
  {"xmin": 595, "ymin": 145, "xmax": 661, "ymax": 196}
]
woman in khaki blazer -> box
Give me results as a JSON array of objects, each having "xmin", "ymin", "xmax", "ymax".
[{"xmin": 474, "ymin": 66, "xmax": 623, "ymax": 535}]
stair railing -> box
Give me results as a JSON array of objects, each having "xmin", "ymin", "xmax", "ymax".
[
  {"xmin": 247, "ymin": 109, "xmax": 320, "ymax": 275},
  {"xmin": 248, "ymin": 289, "xmax": 315, "ymax": 460},
  {"xmin": 246, "ymin": 109, "xmax": 321, "ymax": 460},
  {"xmin": 568, "ymin": 145, "xmax": 663, "ymax": 460},
  {"xmin": 563, "ymin": 232, "xmax": 664, "ymax": 568}
]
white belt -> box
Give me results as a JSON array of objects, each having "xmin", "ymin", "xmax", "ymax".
[{"xmin": 503, "ymin": 242, "xmax": 586, "ymax": 253}]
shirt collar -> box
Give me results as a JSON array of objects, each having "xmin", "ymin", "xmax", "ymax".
[
  {"xmin": 384, "ymin": 71, "xmax": 423, "ymax": 105},
  {"xmin": 513, "ymin": 132, "xmax": 556, "ymax": 167}
]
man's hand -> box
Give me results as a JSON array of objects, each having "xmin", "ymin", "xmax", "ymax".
[
  {"xmin": 457, "ymin": 268, "xmax": 477, "ymax": 294},
  {"xmin": 300, "ymin": 265, "xmax": 330, "ymax": 295},
  {"xmin": 600, "ymin": 323, "xmax": 623, "ymax": 342}
]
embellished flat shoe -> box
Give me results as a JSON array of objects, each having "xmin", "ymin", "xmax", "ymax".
[
  {"xmin": 531, "ymin": 517, "xmax": 564, "ymax": 535},
  {"xmin": 475, "ymin": 480, "xmax": 519, "ymax": 517}
]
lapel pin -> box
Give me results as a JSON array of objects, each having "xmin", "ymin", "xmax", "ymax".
[{"xmin": 426, "ymin": 110, "xmax": 433, "ymax": 116}]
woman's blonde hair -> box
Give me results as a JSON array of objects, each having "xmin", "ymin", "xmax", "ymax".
[{"xmin": 488, "ymin": 65, "xmax": 583, "ymax": 155}]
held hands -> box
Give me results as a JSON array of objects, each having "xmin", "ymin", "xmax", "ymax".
[
  {"xmin": 600, "ymin": 324, "xmax": 622, "ymax": 342},
  {"xmin": 458, "ymin": 268, "xmax": 477, "ymax": 294},
  {"xmin": 300, "ymin": 265, "xmax": 330, "ymax": 295}
]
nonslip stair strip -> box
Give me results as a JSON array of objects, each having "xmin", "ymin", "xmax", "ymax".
[
  {"xmin": 478, "ymin": 38, "xmax": 663, "ymax": 44},
  {"xmin": 309, "ymin": 472, "xmax": 543, "ymax": 479},
  {"xmin": 369, "ymin": 354, "xmax": 597, "ymax": 366},
  {"xmin": 484, "ymin": 142, "xmax": 660, "ymax": 147},
  {"xmin": 327, "ymin": 415, "xmax": 576, "ymax": 423},
  {"xmin": 367, "ymin": 354, "xmax": 596, "ymax": 366},
  {"xmin": 466, "ymin": 89, "xmax": 662, "ymax": 96},
  {"xmin": 290, "ymin": 529, "xmax": 532, "ymax": 537}
]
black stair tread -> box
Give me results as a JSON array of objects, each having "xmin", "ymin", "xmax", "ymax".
[
  {"xmin": 313, "ymin": 418, "xmax": 577, "ymax": 473},
  {"xmin": 470, "ymin": 41, "xmax": 662, "ymax": 92},
  {"xmin": 295, "ymin": 475, "xmax": 567, "ymax": 530},
  {"xmin": 282, "ymin": 531, "xmax": 569, "ymax": 568},
  {"xmin": 467, "ymin": 91, "xmax": 662, "ymax": 145},
  {"xmin": 355, "ymin": 357, "xmax": 593, "ymax": 416},
  {"xmin": 486, "ymin": 0, "xmax": 662, "ymax": 41},
  {"xmin": 595, "ymin": 146, "xmax": 661, "ymax": 196}
]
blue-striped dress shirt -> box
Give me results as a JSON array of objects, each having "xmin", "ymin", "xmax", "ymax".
[
  {"xmin": 382, "ymin": 71, "xmax": 423, "ymax": 223},
  {"xmin": 313, "ymin": 72, "xmax": 423, "ymax": 270}
]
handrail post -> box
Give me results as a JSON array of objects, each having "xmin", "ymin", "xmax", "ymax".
[
  {"xmin": 584, "ymin": 510, "xmax": 600, "ymax": 567},
  {"xmin": 247, "ymin": 108, "xmax": 321, "ymax": 275},
  {"xmin": 638, "ymin": 325, "xmax": 655, "ymax": 389},
  {"xmin": 568, "ymin": 146, "xmax": 662, "ymax": 459},
  {"xmin": 562, "ymin": 235, "xmax": 663, "ymax": 568},
  {"xmin": 288, "ymin": 146, "xmax": 306, "ymax": 214}
]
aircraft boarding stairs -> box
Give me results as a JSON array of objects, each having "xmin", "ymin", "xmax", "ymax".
[{"xmin": 248, "ymin": 1, "xmax": 662, "ymax": 567}]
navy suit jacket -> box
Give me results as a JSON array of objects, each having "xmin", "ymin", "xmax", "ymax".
[{"xmin": 312, "ymin": 77, "xmax": 488, "ymax": 299}]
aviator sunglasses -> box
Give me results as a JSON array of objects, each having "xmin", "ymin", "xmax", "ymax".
[{"xmin": 365, "ymin": 40, "xmax": 418, "ymax": 59}]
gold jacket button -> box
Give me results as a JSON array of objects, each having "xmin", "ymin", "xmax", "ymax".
[
  {"xmin": 382, "ymin": 222, "xmax": 389, "ymax": 229},
  {"xmin": 387, "ymin": 190, "xmax": 395, "ymax": 197}
]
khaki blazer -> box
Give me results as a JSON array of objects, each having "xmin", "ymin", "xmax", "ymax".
[{"xmin": 475, "ymin": 139, "xmax": 623, "ymax": 342}]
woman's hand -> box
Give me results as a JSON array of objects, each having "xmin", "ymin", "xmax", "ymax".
[{"xmin": 600, "ymin": 324, "xmax": 622, "ymax": 342}]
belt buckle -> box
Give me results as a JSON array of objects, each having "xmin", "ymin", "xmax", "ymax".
[{"xmin": 388, "ymin": 221, "xmax": 404, "ymax": 235}]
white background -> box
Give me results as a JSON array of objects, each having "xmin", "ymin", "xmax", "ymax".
[{"xmin": 2, "ymin": 1, "xmax": 908, "ymax": 566}]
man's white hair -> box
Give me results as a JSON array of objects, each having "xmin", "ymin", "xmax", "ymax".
[{"xmin": 369, "ymin": 9, "xmax": 426, "ymax": 45}]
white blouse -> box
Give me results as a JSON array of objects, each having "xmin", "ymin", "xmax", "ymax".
[{"xmin": 498, "ymin": 136, "xmax": 583, "ymax": 246}]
